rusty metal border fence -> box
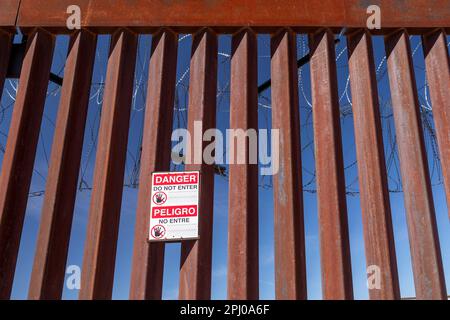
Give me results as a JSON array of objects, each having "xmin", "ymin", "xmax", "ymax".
[{"xmin": 0, "ymin": 0, "xmax": 449, "ymax": 300}]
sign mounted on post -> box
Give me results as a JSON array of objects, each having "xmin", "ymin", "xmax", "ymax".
[{"xmin": 149, "ymin": 171, "xmax": 200, "ymax": 242}]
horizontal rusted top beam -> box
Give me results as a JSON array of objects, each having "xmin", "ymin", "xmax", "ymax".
[
  {"xmin": 0, "ymin": 0, "xmax": 20, "ymax": 30},
  {"xmin": 1, "ymin": 0, "xmax": 449, "ymax": 33}
]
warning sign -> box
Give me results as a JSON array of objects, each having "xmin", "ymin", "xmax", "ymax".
[{"xmin": 149, "ymin": 171, "xmax": 200, "ymax": 241}]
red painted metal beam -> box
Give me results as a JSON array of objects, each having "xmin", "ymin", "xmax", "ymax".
[
  {"xmin": 309, "ymin": 29, "xmax": 353, "ymax": 300},
  {"xmin": 79, "ymin": 29, "xmax": 137, "ymax": 299},
  {"xmin": 15, "ymin": 0, "xmax": 450, "ymax": 33},
  {"xmin": 385, "ymin": 29, "xmax": 446, "ymax": 300},
  {"xmin": 270, "ymin": 29, "xmax": 307, "ymax": 300},
  {"xmin": 422, "ymin": 29, "xmax": 450, "ymax": 216},
  {"xmin": 129, "ymin": 29, "xmax": 178, "ymax": 300},
  {"xmin": 0, "ymin": 29, "xmax": 55, "ymax": 299},
  {"xmin": 347, "ymin": 29, "xmax": 400, "ymax": 300},
  {"xmin": 28, "ymin": 30, "xmax": 97, "ymax": 300},
  {"xmin": 227, "ymin": 28, "xmax": 259, "ymax": 300},
  {"xmin": 0, "ymin": 29, "xmax": 12, "ymax": 97},
  {"xmin": 0, "ymin": 0, "xmax": 20, "ymax": 28},
  {"xmin": 179, "ymin": 28, "xmax": 217, "ymax": 300}
]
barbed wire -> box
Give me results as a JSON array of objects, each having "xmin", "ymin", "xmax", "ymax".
[{"xmin": 0, "ymin": 33, "xmax": 444, "ymax": 199}]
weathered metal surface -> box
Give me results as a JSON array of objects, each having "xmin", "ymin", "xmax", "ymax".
[
  {"xmin": 422, "ymin": 29, "xmax": 450, "ymax": 216},
  {"xmin": 79, "ymin": 29, "xmax": 137, "ymax": 300},
  {"xmin": 0, "ymin": 0, "xmax": 448, "ymax": 303},
  {"xmin": 227, "ymin": 28, "xmax": 259, "ymax": 300},
  {"xmin": 270, "ymin": 29, "xmax": 307, "ymax": 300},
  {"xmin": 129, "ymin": 29, "xmax": 178, "ymax": 300},
  {"xmin": 309, "ymin": 29, "xmax": 353, "ymax": 300},
  {"xmin": 385, "ymin": 29, "xmax": 446, "ymax": 300},
  {"xmin": 0, "ymin": 29, "xmax": 55, "ymax": 299},
  {"xmin": 0, "ymin": 30, "xmax": 12, "ymax": 97},
  {"xmin": 0, "ymin": 0, "xmax": 20, "ymax": 28},
  {"xmin": 347, "ymin": 29, "xmax": 400, "ymax": 300},
  {"xmin": 179, "ymin": 28, "xmax": 217, "ymax": 300},
  {"xmin": 28, "ymin": 30, "xmax": 97, "ymax": 300},
  {"xmin": 15, "ymin": 0, "xmax": 450, "ymax": 33}
]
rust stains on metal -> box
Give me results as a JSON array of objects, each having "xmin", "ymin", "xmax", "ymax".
[
  {"xmin": 309, "ymin": 29, "xmax": 353, "ymax": 300},
  {"xmin": 129, "ymin": 29, "xmax": 178, "ymax": 300},
  {"xmin": 179, "ymin": 28, "xmax": 217, "ymax": 300},
  {"xmin": 79, "ymin": 29, "xmax": 138, "ymax": 299},
  {"xmin": 0, "ymin": 0, "xmax": 21, "ymax": 28},
  {"xmin": 14, "ymin": 0, "xmax": 450, "ymax": 32},
  {"xmin": 347, "ymin": 29, "xmax": 400, "ymax": 300},
  {"xmin": 271, "ymin": 28, "xmax": 307, "ymax": 300},
  {"xmin": 385, "ymin": 29, "xmax": 446, "ymax": 300},
  {"xmin": 227, "ymin": 28, "xmax": 259, "ymax": 300},
  {"xmin": 0, "ymin": 0, "xmax": 448, "ymax": 302},
  {"xmin": 0, "ymin": 29, "xmax": 55, "ymax": 299},
  {"xmin": 28, "ymin": 30, "xmax": 97, "ymax": 300},
  {"xmin": 422, "ymin": 29, "xmax": 450, "ymax": 217}
]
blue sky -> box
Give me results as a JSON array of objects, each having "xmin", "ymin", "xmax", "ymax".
[{"xmin": 1, "ymin": 31, "xmax": 449, "ymax": 300}]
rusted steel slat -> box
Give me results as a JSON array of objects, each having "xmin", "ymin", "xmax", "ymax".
[
  {"xmin": 79, "ymin": 29, "xmax": 137, "ymax": 300},
  {"xmin": 129, "ymin": 29, "xmax": 178, "ymax": 300},
  {"xmin": 422, "ymin": 29, "xmax": 450, "ymax": 216},
  {"xmin": 0, "ymin": 30, "xmax": 12, "ymax": 96},
  {"xmin": 0, "ymin": 29, "xmax": 55, "ymax": 299},
  {"xmin": 227, "ymin": 29, "xmax": 259, "ymax": 300},
  {"xmin": 179, "ymin": 29, "xmax": 217, "ymax": 300},
  {"xmin": 28, "ymin": 30, "xmax": 97, "ymax": 300},
  {"xmin": 16, "ymin": 0, "xmax": 450, "ymax": 32},
  {"xmin": 385, "ymin": 30, "xmax": 446, "ymax": 300},
  {"xmin": 270, "ymin": 29, "xmax": 307, "ymax": 300},
  {"xmin": 347, "ymin": 30, "xmax": 400, "ymax": 300},
  {"xmin": 309, "ymin": 29, "xmax": 353, "ymax": 300}
]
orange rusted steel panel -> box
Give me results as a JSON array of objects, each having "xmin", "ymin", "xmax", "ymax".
[
  {"xmin": 347, "ymin": 29, "xmax": 400, "ymax": 300},
  {"xmin": 79, "ymin": 29, "xmax": 137, "ymax": 299},
  {"xmin": 0, "ymin": 0, "xmax": 20, "ymax": 28},
  {"xmin": 309, "ymin": 29, "xmax": 353, "ymax": 300},
  {"xmin": 15, "ymin": 0, "xmax": 450, "ymax": 32},
  {"xmin": 227, "ymin": 28, "xmax": 259, "ymax": 300},
  {"xmin": 0, "ymin": 29, "xmax": 55, "ymax": 299},
  {"xmin": 385, "ymin": 29, "xmax": 446, "ymax": 300},
  {"xmin": 270, "ymin": 29, "xmax": 307, "ymax": 300},
  {"xmin": 179, "ymin": 28, "xmax": 217, "ymax": 300},
  {"xmin": 129, "ymin": 29, "xmax": 178, "ymax": 300},
  {"xmin": 422, "ymin": 29, "xmax": 450, "ymax": 216},
  {"xmin": 28, "ymin": 30, "xmax": 97, "ymax": 300},
  {"xmin": 0, "ymin": 30, "xmax": 12, "ymax": 97}
]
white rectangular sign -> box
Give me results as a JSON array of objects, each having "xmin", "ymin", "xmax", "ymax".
[{"xmin": 148, "ymin": 171, "xmax": 200, "ymax": 242}]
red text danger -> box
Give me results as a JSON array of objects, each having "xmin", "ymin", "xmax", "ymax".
[{"xmin": 153, "ymin": 173, "xmax": 198, "ymax": 185}]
